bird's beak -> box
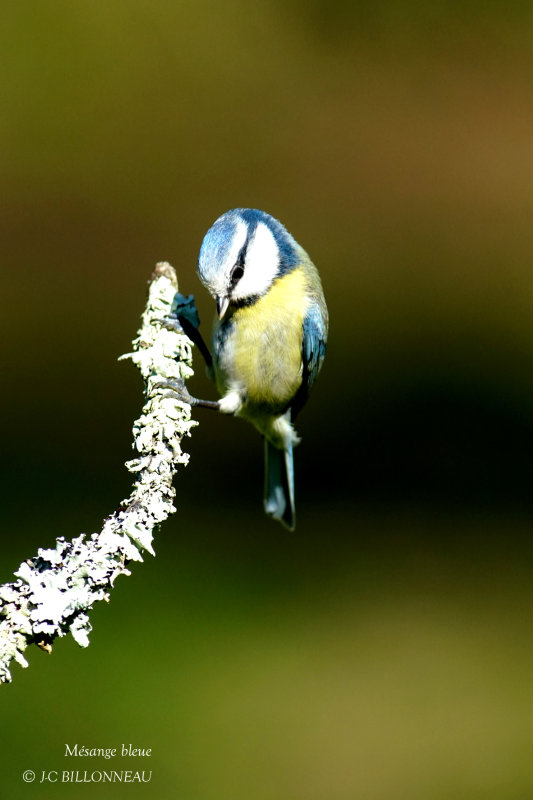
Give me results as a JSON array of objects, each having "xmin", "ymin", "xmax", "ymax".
[{"xmin": 216, "ymin": 295, "xmax": 230, "ymax": 320}]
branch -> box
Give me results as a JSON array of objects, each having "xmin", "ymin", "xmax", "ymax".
[{"xmin": 0, "ymin": 262, "xmax": 197, "ymax": 684}]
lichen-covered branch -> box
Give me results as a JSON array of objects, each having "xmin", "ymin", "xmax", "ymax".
[{"xmin": 0, "ymin": 262, "xmax": 197, "ymax": 684}]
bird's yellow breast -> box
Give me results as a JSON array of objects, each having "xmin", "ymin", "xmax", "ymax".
[{"xmin": 219, "ymin": 265, "xmax": 309, "ymax": 413}]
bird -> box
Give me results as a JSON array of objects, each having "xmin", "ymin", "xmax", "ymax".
[{"xmin": 186, "ymin": 208, "xmax": 328, "ymax": 530}]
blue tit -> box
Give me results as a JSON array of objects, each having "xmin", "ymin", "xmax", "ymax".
[{"xmin": 196, "ymin": 208, "xmax": 328, "ymax": 530}]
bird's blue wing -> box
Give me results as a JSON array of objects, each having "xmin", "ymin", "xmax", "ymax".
[
  {"xmin": 303, "ymin": 302, "xmax": 327, "ymax": 388},
  {"xmin": 292, "ymin": 301, "xmax": 327, "ymax": 417}
]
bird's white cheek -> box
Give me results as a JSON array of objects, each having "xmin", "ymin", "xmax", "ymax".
[{"xmin": 234, "ymin": 222, "xmax": 280, "ymax": 299}]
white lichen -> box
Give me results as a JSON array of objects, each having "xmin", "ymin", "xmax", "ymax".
[{"xmin": 0, "ymin": 262, "xmax": 197, "ymax": 684}]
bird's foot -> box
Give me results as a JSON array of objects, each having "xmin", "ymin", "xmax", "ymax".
[
  {"xmin": 172, "ymin": 293, "xmax": 201, "ymax": 329},
  {"xmin": 157, "ymin": 316, "xmax": 184, "ymax": 334},
  {"xmin": 158, "ymin": 293, "xmax": 213, "ymax": 369},
  {"xmin": 153, "ymin": 378, "xmax": 219, "ymax": 410},
  {"xmin": 156, "ymin": 291, "xmax": 201, "ymax": 333},
  {"xmin": 153, "ymin": 378, "xmax": 193, "ymax": 403}
]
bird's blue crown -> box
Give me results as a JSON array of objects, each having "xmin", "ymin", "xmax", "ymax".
[{"xmin": 198, "ymin": 208, "xmax": 300, "ymax": 284}]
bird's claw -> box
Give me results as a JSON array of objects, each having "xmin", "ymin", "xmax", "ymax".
[
  {"xmin": 156, "ymin": 292, "xmax": 201, "ymax": 334},
  {"xmin": 153, "ymin": 378, "xmax": 194, "ymax": 405},
  {"xmin": 171, "ymin": 293, "xmax": 201, "ymax": 329},
  {"xmin": 157, "ymin": 316, "xmax": 184, "ymax": 333}
]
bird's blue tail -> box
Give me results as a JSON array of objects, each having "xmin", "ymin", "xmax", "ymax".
[{"xmin": 264, "ymin": 439, "xmax": 295, "ymax": 530}]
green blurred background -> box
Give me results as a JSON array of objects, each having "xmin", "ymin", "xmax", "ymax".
[{"xmin": 3, "ymin": 1, "xmax": 533, "ymax": 797}]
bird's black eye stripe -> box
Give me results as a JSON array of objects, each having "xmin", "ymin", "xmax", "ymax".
[
  {"xmin": 230, "ymin": 248, "xmax": 246, "ymax": 286},
  {"xmin": 231, "ymin": 265, "xmax": 244, "ymax": 282}
]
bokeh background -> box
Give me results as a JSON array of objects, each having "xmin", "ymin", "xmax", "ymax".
[{"xmin": 3, "ymin": 1, "xmax": 533, "ymax": 797}]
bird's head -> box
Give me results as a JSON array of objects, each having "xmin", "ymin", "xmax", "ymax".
[{"xmin": 198, "ymin": 208, "xmax": 299, "ymax": 319}]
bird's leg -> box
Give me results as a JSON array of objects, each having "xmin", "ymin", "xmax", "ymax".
[
  {"xmin": 153, "ymin": 377, "xmax": 220, "ymax": 410},
  {"xmin": 178, "ymin": 316, "xmax": 213, "ymax": 369},
  {"xmin": 156, "ymin": 292, "xmax": 219, "ymax": 408},
  {"xmin": 158, "ymin": 292, "xmax": 213, "ymax": 369},
  {"xmin": 159, "ymin": 315, "xmax": 213, "ymax": 369}
]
